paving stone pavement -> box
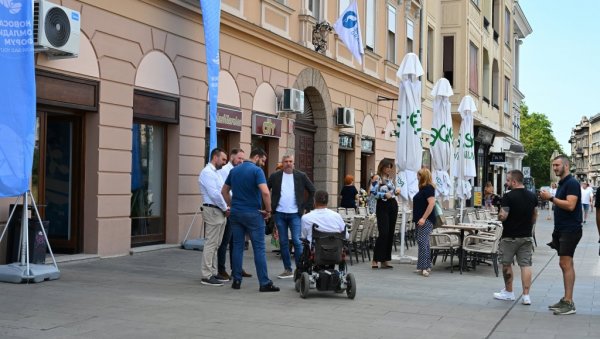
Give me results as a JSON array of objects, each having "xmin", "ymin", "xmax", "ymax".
[{"xmin": 0, "ymin": 213, "xmax": 599, "ymax": 339}]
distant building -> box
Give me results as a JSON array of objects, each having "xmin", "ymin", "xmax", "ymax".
[
  {"xmin": 588, "ymin": 114, "xmax": 600, "ymax": 185},
  {"xmin": 570, "ymin": 117, "xmax": 590, "ymax": 182}
]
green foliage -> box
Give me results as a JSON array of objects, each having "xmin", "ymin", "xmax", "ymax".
[{"xmin": 520, "ymin": 103, "xmax": 564, "ymax": 186}]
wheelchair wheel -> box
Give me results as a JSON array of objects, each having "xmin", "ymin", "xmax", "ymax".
[
  {"xmin": 299, "ymin": 272, "xmax": 310, "ymax": 299},
  {"xmin": 346, "ymin": 273, "xmax": 356, "ymax": 300},
  {"xmin": 295, "ymin": 279, "xmax": 301, "ymax": 292}
]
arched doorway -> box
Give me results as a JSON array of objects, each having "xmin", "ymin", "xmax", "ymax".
[
  {"xmin": 293, "ymin": 68, "xmax": 334, "ymax": 196},
  {"xmin": 295, "ymin": 88, "xmax": 318, "ymax": 182}
]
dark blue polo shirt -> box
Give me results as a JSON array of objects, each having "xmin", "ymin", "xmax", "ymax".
[
  {"xmin": 225, "ymin": 160, "xmax": 267, "ymax": 213},
  {"xmin": 554, "ymin": 174, "xmax": 582, "ymax": 232}
]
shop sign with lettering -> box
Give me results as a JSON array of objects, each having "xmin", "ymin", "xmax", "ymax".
[
  {"xmin": 206, "ymin": 105, "xmax": 243, "ymax": 132},
  {"xmin": 490, "ymin": 152, "xmax": 506, "ymax": 165},
  {"xmin": 339, "ymin": 135, "xmax": 354, "ymax": 150},
  {"xmin": 361, "ymin": 138, "xmax": 374, "ymax": 153},
  {"xmin": 252, "ymin": 113, "xmax": 282, "ymax": 138}
]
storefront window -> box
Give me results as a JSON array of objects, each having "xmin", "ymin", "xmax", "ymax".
[{"xmin": 131, "ymin": 122, "xmax": 165, "ymax": 244}]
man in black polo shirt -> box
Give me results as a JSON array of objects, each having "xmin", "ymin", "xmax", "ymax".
[
  {"xmin": 493, "ymin": 170, "xmax": 538, "ymax": 305},
  {"xmin": 540, "ymin": 155, "xmax": 582, "ymax": 315}
]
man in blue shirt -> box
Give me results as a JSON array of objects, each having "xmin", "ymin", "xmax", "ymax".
[
  {"xmin": 540, "ymin": 155, "xmax": 582, "ymax": 315},
  {"xmin": 222, "ymin": 148, "xmax": 279, "ymax": 292}
]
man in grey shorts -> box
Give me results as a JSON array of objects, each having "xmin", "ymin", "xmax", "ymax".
[{"xmin": 494, "ymin": 170, "xmax": 538, "ymax": 305}]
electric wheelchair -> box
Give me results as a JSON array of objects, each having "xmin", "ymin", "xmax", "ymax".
[{"xmin": 293, "ymin": 224, "xmax": 356, "ymax": 299}]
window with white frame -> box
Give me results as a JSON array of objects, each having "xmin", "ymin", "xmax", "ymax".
[
  {"xmin": 504, "ymin": 7, "xmax": 511, "ymax": 46},
  {"xmin": 365, "ymin": 0, "xmax": 375, "ymax": 51},
  {"xmin": 387, "ymin": 5, "xmax": 396, "ymax": 63},
  {"xmin": 469, "ymin": 42, "xmax": 479, "ymax": 94},
  {"xmin": 406, "ymin": 20, "xmax": 414, "ymax": 53},
  {"xmin": 308, "ymin": 0, "xmax": 322, "ymax": 21},
  {"xmin": 504, "ymin": 76, "xmax": 510, "ymax": 113},
  {"xmin": 427, "ymin": 26, "xmax": 434, "ymax": 82}
]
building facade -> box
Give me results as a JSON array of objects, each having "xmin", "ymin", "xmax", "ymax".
[
  {"xmin": 588, "ymin": 114, "xmax": 600, "ymax": 186},
  {"xmin": 0, "ymin": 0, "xmax": 530, "ymax": 259},
  {"xmin": 423, "ymin": 0, "xmax": 530, "ymax": 197},
  {"xmin": 570, "ymin": 116, "xmax": 591, "ymax": 182}
]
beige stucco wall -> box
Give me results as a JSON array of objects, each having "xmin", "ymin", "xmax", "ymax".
[{"xmin": 5, "ymin": 0, "xmax": 518, "ymax": 259}]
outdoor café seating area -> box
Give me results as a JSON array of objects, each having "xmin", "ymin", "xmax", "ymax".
[{"xmin": 336, "ymin": 206, "xmax": 510, "ymax": 275}]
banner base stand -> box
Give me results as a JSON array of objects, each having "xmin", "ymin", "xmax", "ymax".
[
  {"xmin": 391, "ymin": 255, "xmax": 417, "ymax": 264},
  {"xmin": 0, "ymin": 263, "xmax": 60, "ymax": 283},
  {"xmin": 181, "ymin": 238, "xmax": 205, "ymax": 251}
]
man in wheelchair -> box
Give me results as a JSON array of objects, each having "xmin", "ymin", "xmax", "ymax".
[{"xmin": 295, "ymin": 190, "xmax": 355, "ymax": 298}]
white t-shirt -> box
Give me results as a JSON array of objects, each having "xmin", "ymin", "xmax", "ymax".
[
  {"xmin": 276, "ymin": 172, "xmax": 298, "ymax": 213},
  {"xmin": 301, "ymin": 208, "xmax": 347, "ymax": 242},
  {"xmin": 581, "ymin": 187, "xmax": 593, "ymax": 205}
]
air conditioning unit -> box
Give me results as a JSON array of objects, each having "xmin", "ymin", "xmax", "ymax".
[
  {"xmin": 281, "ymin": 88, "xmax": 304, "ymax": 113},
  {"xmin": 336, "ymin": 107, "xmax": 355, "ymax": 128},
  {"xmin": 34, "ymin": 0, "xmax": 81, "ymax": 59}
]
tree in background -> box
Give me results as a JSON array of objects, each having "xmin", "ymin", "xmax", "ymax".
[{"xmin": 520, "ymin": 103, "xmax": 564, "ymax": 186}]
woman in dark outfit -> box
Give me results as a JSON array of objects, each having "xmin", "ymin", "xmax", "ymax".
[
  {"xmin": 412, "ymin": 168, "xmax": 436, "ymax": 277},
  {"xmin": 339, "ymin": 175, "xmax": 358, "ymax": 209},
  {"xmin": 370, "ymin": 158, "xmax": 399, "ymax": 269}
]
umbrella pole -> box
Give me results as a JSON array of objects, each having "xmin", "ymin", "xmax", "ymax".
[
  {"xmin": 400, "ymin": 202, "xmax": 406, "ymax": 257},
  {"xmin": 460, "ymin": 198, "xmax": 465, "ymax": 223}
]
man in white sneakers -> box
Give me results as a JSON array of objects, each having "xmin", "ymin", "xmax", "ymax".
[{"xmin": 493, "ymin": 170, "xmax": 538, "ymax": 305}]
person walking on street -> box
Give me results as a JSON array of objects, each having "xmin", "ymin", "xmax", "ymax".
[
  {"xmin": 493, "ymin": 170, "xmax": 538, "ymax": 305},
  {"xmin": 216, "ymin": 148, "xmax": 252, "ymax": 281},
  {"xmin": 540, "ymin": 155, "xmax": 582, "ymax": 315},
  {"xmin": 198, "ymin": 148, "xmax": 229, "ymax": 286},
  {"xmin": 412, "ymin": 168, "xmax": 436, "ymax": 277},
  {"xmin": 580, "ymin": 181, "xmax": 593, "ymax": 224},
  {"xmin": 370, "ymin": 158, "xmax": 399, "ymax": 269},
  {"xmin": 267, "ymin": 154, "xmax": 315, "ymax": 279},
  {"xmin": 222, "ymin": 148, "xmax": 279, "ymax": 292}
]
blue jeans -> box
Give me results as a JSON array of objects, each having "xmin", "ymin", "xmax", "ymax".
[
  {"xmin": 274, "ymin": 212, "xmax": 303, "ymax": 271},
  {"xmin": 230, "ymin": 211, "xmax": 272, "ymax": 287},
  {"xmin": 217, "ymin": 219, "xmax": 232, "ymax": 273}
]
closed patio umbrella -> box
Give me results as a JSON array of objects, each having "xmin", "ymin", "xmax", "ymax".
[
  {"xmin": 452, "ymin": 95, "xmax": 477, "ymax": 222},
  {"xmin": 430, "ymin": 78, "xmax": 454, "ymax": 200},
  {"xmin": 395, "ymin": 53, "xmax": 423, "ymax": 259}
]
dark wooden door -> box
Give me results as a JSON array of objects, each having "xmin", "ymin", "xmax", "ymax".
[{"xmin": 295, "ymin": 128, "xmax": 314, "ymax": 182}]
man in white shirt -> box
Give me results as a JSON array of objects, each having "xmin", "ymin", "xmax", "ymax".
[
  {"xmin": 301, "ymin": 190, "xmax": 348, "ymax": 243},
  {"xmin": 268, "ymin": 155, "xmax": 315, "ymax": 279},
  {"xmin": 198, "ymin": 147, "xmax": 229, "ymax": 286},
  {"xmin": 581, "ymin": 182, "xmax": 593, "ymax": 224}
]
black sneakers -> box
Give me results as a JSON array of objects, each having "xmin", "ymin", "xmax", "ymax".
[
  {"xmin": 259, "ymin": 282, "xmax": 280, "ymax": 292},
  {"xmin": 201, "ymin": 276, "xmax": 223, "ymax": 286},
  {"xmin": 231, "ymin": 280, "xmax": 241, "ymax": 290}
]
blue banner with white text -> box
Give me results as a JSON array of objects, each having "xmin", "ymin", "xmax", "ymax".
[
  {"xmin": 0, "ymin": 0, "xmax": 36, "ymax": 197},
  {"xmin": 199, "ymin": 0, "xmax": 221, "ymax": 152}
]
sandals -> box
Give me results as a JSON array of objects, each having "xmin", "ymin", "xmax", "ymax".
[{"xmin": 380, "ymin": 263, "xmax": 393, "ymax": 269}]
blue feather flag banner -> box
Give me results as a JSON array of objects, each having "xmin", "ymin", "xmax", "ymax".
[
  {"xmin": 199, "ymin": 0, "xmax": 221, "ymax": 152},
  {"xmin": 0, "ymin": 0, "xmax": 36, "ymax": 197}
]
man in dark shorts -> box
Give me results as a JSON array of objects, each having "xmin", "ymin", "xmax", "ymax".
[
  {"xmin": 540, "ymin": 155, "xmax": 582, "ymax": 315},
  {"xmin": 493, "ymin": 170, "xmax": 538, "ymax": 305}
]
